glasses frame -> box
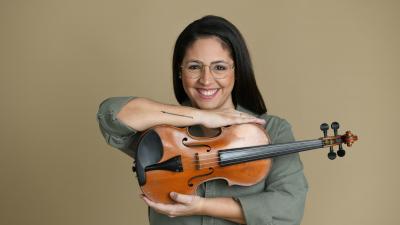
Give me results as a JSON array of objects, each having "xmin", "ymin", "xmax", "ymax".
[{"xmin": 180, "ymin": 61, "xmax": 235, "ymax": 79}]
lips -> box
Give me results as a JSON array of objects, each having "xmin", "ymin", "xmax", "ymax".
[{"xmin": 196, "ymin": 88, "xmax": 219, "ymax": 99}]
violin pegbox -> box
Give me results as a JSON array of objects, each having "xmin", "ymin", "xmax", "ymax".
[{"xmin": 320, "ymin": 122, "xmax": 358, "ymax": 160}]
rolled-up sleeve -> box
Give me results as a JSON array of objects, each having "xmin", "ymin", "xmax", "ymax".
[
  {"xmin": 236, "ymin": 118, "xmax": 308, "ymax": 225},
  {"xmin": 96, "ymin": 96, "xmax": 139, "ymax": 157}
]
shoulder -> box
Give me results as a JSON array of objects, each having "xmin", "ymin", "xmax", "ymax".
[
  {"xmin": 235, "ymin": 105, "xmax": 295, "ymax": 143},
  {"xmin": 260, "ymin": 114, "xmax": 291, "ymax": 129},
  {"xmin": 237, "ymin": 105, "xmax": 290, "ymax": 129}
]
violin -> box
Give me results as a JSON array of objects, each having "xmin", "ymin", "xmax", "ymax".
[{"xmin": 132, "ymin": 122, "xmax": 358, "ymax": 204}]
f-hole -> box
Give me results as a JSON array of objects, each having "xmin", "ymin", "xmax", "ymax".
[
  {"xmin": 182, "ymin": 138, "xmax": 211, "ymax": 152},
  {"xmin": 187, "ymin": 168, "xmax": 214, "ymax": 187}
]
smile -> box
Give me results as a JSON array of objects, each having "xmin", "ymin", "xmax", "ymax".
[{"xmin": 196, "ymin": 88, "xmax": 219, "ymax": 99}]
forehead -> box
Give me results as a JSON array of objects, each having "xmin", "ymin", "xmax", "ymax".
[{"xmin": 183, "ymin": 37, "xmax": 232, "ymax": 62}]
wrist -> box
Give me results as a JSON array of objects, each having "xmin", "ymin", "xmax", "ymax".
[
  {"xmin": 195, "ymin": 197, "xmax": 208, "ymax": 215},
  {"xmin": 192, "ymin": 108, "xmax": 205, "ymax": 126}
]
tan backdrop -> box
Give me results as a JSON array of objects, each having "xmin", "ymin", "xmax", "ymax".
[{"xmin": 1, "ymin": 0, "xmax": 399, "ymax": 225}]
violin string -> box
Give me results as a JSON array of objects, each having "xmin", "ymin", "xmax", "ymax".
[
  {"xmin": 178, "ymin": 149, "xmax": 288, "ymax": 166},
  {"xmin": 177, "ymin": 141, "xmax": 321, "ymax": 168},
  {"xmin": 179, "ymin": 144, "xmax": 267, "ymax": 157},
  {"xmin": 175, "ymin": 146, "xmax": 261, "ymax": 164},
  {"xmin": 206, "ymin": 142, "xmax": 320, "ymax": 167},
  {"xmin": 179, "ymin": 139, "xmax": 318, "ymax": 158},
  {"xmin": 177, "ymin": 143, "xmax": 270, "ymax": 162},
  {"xmin": 146, "ymin": 143, "xmax": 310, "ymax": 172},
  {"xmin": 178, "ymin": 140, "xmax": 320, "ymax": 164}
]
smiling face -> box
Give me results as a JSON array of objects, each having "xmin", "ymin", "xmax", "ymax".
[{"xmin": 181, "ymin": 37, "xmax": 235, "ymax": 110}]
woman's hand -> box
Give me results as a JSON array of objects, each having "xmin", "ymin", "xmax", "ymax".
[
  {"xmin": 141, "ymin": 192, "xmax": 205, "ymax": 217},
  {"xmin": 200, "ymin": 108, "xmax": 266, "ymax": 128},
  {"xmin": 141, "ymin": 192, "xmax": 246, "ymax": 224}
]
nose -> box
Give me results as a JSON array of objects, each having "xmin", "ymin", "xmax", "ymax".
[{"xmin": 198, "ymin": 65, "xmax": 214, "ymax": 85}]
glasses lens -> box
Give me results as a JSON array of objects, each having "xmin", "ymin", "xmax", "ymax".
[
  {"xmin": 182, "ymin": 62, "xmax": 233, "ymax": 79},
  {"xmin": 211, "ymin": 62, "xmax": 229, "ymax": 74},
  {"xmin": 182, "ymin": 63, "xmax": 202, "ymax": 78}
]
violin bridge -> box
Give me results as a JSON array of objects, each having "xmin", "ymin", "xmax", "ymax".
[{"xmin": 195, "ymin": 153, "xmax": 201, "ymax": 170}]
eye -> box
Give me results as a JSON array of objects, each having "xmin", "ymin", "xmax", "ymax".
[
  {"xmin": 187, "ymin": 64, "xmax": 202, "ymax": 70},
  {"xmin": 213, "ymin": 64, "xmax": 228, "ymax": 71}
]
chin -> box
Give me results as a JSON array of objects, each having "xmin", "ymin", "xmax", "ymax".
[{"xmin": 192, "ymin": 100, "xmax": 220, "ymax": 110}]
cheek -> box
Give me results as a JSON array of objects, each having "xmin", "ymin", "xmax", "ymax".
[
  {"xmin": 181, "ymin": 79, "xmax": 195, "ymax": 96},
  {"xmin": 222, "ymin": 77, "xmax": 235, "ymax": 92}
]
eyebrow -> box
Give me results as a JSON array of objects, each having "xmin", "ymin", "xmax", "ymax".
[{"xmin": 185, "ymin": 59, "xmax": 229, "ymax": 64}]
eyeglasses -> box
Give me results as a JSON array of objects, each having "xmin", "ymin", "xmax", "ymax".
[{"xmin": 180, "ymin": 61, "xmax": 234, "ymax": 79}]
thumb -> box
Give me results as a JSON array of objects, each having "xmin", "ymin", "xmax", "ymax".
[{"xmin": 170, "ymin": 192, "xmax": 194, "ymax": 204}]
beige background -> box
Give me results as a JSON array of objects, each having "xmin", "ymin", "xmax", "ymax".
[{"xmin": 1, "ymin": 0, "xmax": 399, "ymax": 225}]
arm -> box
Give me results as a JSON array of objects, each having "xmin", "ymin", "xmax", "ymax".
[
  {"xmin": 97, "ymin": 96, "xmax": 139, "ymax": 157},
  {"xmin": 116, "ymin": 97, "xmax": 203, "ymax": 131},
  {"xmin": 116, "ymin": 97, "xmax": 265, "ymax": 131},
  {"xmin": 236, "ymin": 117, "xmax": 308, "ymax": 225},
  {"xmin": 142, "ymin": 193, "xmax": 246, "ymax": 224},
  {"xmin": 97, "ymin": 96, "xmax": 265, "ymax": 156}
]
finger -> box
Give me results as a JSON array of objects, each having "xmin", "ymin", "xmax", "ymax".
[
  {"xmin": 249, "ymin": 118, "xmax": 266, "ymax": 125},
  {"xmin": 170, "ymin": 192, "xmax": 194, "ymax": 204},
  {"xmin": 253, "ymin": 118, "xmax": 266, "ymax": 125},
  {"xmin": 236, "ymin": 112, "xmax": 254, "ymax": 119},
  {"xmin": 142, "ymin": 196, "xmax": 178, "ymax": 216},
  {"xmin": 234, "ymin": 117, "xmax": 266, "ymax": 126},
  {"xmin": 141, "ymin": 195, "xmax": 158, "ymax": 208},
  {"xmin": 141, "ymin": 196, "xmax": 167, "ymax": 210},
  {"xmin": 237, "ymin": 113, "xmax": 265, "ymax": 124}
]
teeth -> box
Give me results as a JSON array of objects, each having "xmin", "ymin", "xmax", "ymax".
[{"xmin": 198, "ymin": 89, "xmax": 218, "ymax": 96}]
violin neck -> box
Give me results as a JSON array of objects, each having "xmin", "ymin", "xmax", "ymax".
[{"xmin": 219, "ymin": 139, "xmax": 323, "ymax": 166}]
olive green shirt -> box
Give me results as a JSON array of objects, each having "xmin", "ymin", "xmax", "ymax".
[{"xmin": 96, "ymin": 96, "xmax": 308, "ymax": 225}]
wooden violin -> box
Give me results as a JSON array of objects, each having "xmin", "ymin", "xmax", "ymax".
[{"xmin": 132, "ymin": 122, "xmax": 358, "ymax": 204}]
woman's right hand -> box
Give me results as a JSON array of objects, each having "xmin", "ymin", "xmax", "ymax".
[{"xmin": 200, "ymin": 108, "xmax": 266, "ymax": 128}]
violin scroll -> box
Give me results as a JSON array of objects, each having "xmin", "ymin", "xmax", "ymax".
[
  {"xmin": 320, "ymin": 122, "xmax": 358, "ymax": 160},
  {"xmin": 343, "ymin": 131, "xmax": 358, "ymax": 147}
]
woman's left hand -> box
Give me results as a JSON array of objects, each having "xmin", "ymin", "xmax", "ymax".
[{"xmin": 141, "ymin": 192, "xmax": 205, "ymax": 217}]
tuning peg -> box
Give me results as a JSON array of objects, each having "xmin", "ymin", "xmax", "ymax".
[
  {"xmin": 337, "ymin": 144, "xmax": 346, "ymax": 157},
  {"xmin": 331, "ymin": 122, "xmax": 339, "ymax": 136},
  {"xmin": 320, "ymin": 123, "xmax": 329, "ymax": 137},
  {"xmin": 328, "ymin": 146, "xmax": 337, "ymax": 160}
]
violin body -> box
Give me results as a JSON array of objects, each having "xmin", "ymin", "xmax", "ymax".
[
  {"xmin": 133, "ymin": 122, "xmax": 358, "ymax": 204},
  {"xmin": 134, "ymin": 124, "xmax": 271, "ymax": 204}
]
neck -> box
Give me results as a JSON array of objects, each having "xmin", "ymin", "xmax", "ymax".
[{"xmin": 218, "ymin": 139, "xmax": 324, "ymax": 166}]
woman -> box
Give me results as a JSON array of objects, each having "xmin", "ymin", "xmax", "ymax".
[{"xmin": 97, "ymin": 15, "xmax": 308, "ymax": 225}]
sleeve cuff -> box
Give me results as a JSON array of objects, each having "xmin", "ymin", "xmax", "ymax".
[
  {"xmin": 97, "ymin": 96, "xmax": 137, "ymax": 137},
  {"xmin": 236, "ymin": 194, "xmax": 274, "ymax": 225}
]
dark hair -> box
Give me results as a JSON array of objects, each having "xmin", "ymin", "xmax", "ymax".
[{"xmin": 172, "ymin": 15, "xmax": 267, "ymax": 115}]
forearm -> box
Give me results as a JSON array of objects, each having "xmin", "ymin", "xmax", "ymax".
[
  {"xmin": 201, "ymin": 197, "xmax": 246, "ymax": 224},
  {"xmin": 117, "ymin": 97, "xmax": 202, "ymax": 131}
]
